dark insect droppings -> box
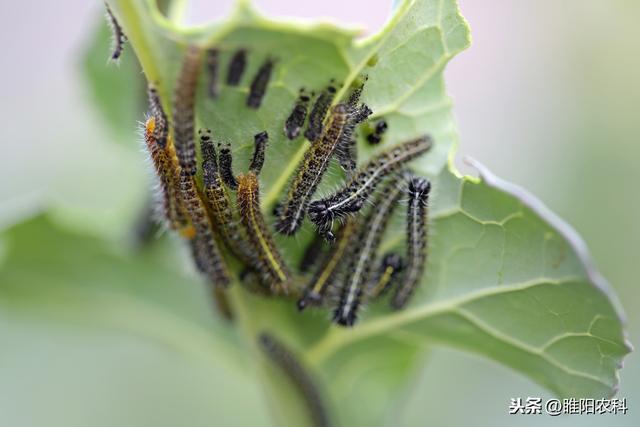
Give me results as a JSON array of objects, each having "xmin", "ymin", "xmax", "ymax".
[
  {"xmin": 247, "ymin": 58, "xmax": 275, "ymax": 109},
  {"xmin": 226, "ymin": 49, "xmax": 247, "ymax": 86}
]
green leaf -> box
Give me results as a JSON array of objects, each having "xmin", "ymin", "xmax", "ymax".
[
  {"xmin": 51, "ymin": 0, "xmax": 633, "ymax": 425},
  {"xmin": 0, "ymin": 216, "xmax": 274, "ymax": 426}
]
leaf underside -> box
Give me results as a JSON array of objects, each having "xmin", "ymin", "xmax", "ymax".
[{"xmin": 0, "ymin": 1, "xmax": 630, "ymax": 427}]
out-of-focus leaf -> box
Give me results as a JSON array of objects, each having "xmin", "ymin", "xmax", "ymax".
[{"xmin": 0, "ymin": 215, "xmax": 274, "ymax": 427}]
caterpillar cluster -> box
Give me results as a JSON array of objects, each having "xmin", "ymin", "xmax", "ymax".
[{"xmin": 139, "ymin": 43, "xmax": 433, "ymax": 329}]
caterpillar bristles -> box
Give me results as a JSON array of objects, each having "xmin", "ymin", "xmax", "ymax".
[
  {"xmin": 104, "ymin": 3, "xmax": 127, "ymax": 61},
  {"xmin": 391, "ymin": 175, "xmax": 431, "ymax": 309},
  {"xmin": 308, "ymin": 135, "xmax": 433, "ymax": 239},
  {"xmin": 275, "ymin": 104, "xmax": 349, "ymax": 236},
  {"xmin": 284, "ymin": 88, "xmax": 311, "ymax": 140},
  {"xmin": 297, "ymin": 220, "xmax": 357, "ymax": 311},
  {"xmin": 332, "ymin": 174, "xmax": 404, "ymax": 327},
  {"xmin": 258, "ymin": 333, "xmax": 333, "ymax": 427},
  {"xmin": 226, "ymin": 48, "xmax": 247, "ymax": 86},
  {"xmin": 247, "ymin": 57, "xmax": 275, "ymax": 109}
]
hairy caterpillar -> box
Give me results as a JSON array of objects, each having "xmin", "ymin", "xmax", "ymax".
[
  {"xmin": 227, "ymin": 49, "xmax": 247, "ymax": 86},
  {"xmin": 334, "ymin": 82, "xmax": 372, "ymax": 174},
  {"xmin": 247, "ymin": 58, "xmax": 275, "ymax": 109},
  {"xmin": 200, "ymin": 130, "xmax": 252, "ymax": 262},
  {"xmin": 173, "ymin": 45, "xmax": 202, "ymax": 176},
  {"xmin": 218, "ymin": 143, "xmax": 239, "ymax": 190},
  {"xmin": 297, "ymin": 219, "xmax": 357, "ymax": 311},
  {"xmin": 143, "ymin": 116, "xmax": 192, "ymax": 237},
  {"xmin": 275, "ymin": 104, "xmax": 349, "ymax": 236},
  {"xmin": 308, "ymin": 135, "xmax": 432, "ymax": 238},
  {"xmin": 188, "ymin": 236, "xmax": 234, "ymax": 322},
  {"xmin": 304, "ymin": 82, "xmax": 337, "ymax": 143},
  {"xmin": 147, "ymin": 86, "xmax": 169, "ymax": 148},
  {"xmin": 104, "ymin": 3, "xmax": 127, "ymax": 61},
  {"xmin": 391, "ymin": 176, "xmax": 431, "ymax": 309},
  {"xmin": 258, "ymin": 333, "xmax": 333, "ymax": 427},
  {"xmin": 237, "ymin": 172, "xmax": 291, "ymax": 294},
  {"xmin": 179, "ymin": 169, "xmax": 231, "ymax": 287},
  {"xmin": 333, "ymin": 175, "xmax": 404, "ymax": 326},
  {"xmin": 284, "ymin": 89, "xmax": 311, "ymax": 140},
  {"xmin": 250, "ymin": 131, "xmax": 269, "ymax": 174},
  {"xmin": 236, "ymin": 134, "xmax": 291, "ymax": 294}
]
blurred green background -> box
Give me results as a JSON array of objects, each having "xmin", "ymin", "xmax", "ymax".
[{"xmin": 0, "ymin": 1, "xmax": 637, "ymax": 426}]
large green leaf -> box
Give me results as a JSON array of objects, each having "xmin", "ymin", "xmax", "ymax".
[{"xmin": 6, "ymin": 0, "xmax": 628, "ymax": 426}]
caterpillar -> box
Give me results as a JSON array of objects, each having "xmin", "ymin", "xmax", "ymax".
[
  {"xmin": 335, "ymin": 104, "xmax": 373, "ymax": 175},
  {"xmin": 237, "ymin": 172, "xmax": 291, "ymax": 294},
  {"xmin": 391, "ymin": 176, "xmax": 431, "ymax": 309},
  {"xmin": 297, "ymin": 219, "xmax": 357, "ymax": 311},
  {"xmin": 333, "ymin": 175, "xmax": 404, "ymax": 327},
  {"xmin": 236, "ymin": 133, "xmax": 291, "ymax": 293},
  {"xmin": 179, "ymin": 170, "xmax": 231, "ymax": 287},
  {"xmin": 218, "ymin": 143, "xmax": 239, "ymax": 190},
  {"xmin": 284, "ymin": 89, "xmax": 311, "ymax": 140},
  {"xmin": 206, "ymin": 48, "xmax": 220, "ymax": 99},
  {"xmin": 247, "ymin": 58, "xmax": 275, "ymax": 109},
  {"xmin": 173, "ymin": 45, "xmax": 202, "ymax": 176},
  {"xmin": 105, "ymin": 3, "xmax": 127, "ymax": 61},
  {"xmin": 367, "ymin": 253, "xmax": 403, "ymax": 298},
  {"xmin": 147, "ymin": 86, "xmax": 169, "ymax": 148},
  {"xmin": 308, "ymin": 135, "xmax": 433, "ymax": 238},
  {"xmin": 143, "ymin": 115, "xmax": 192, "ymax": 237},
  {"xmin": 188, "ymin": 235, "xmax": 234, "ymax": 321},
  {"xmin": 304, "ymin": 82, "xmax": 337, "ymax": 143},
  {"xmin": 258, "ymin": 333, "xmax": 333, "ymax": 427},
  {"xmin": 275, "ymin": 104, "xmax": 349, "ymax": 236},
  {"xmin": 249, "ymin": 131, "xmax": 269, "ymax": 174},
  {"xmin": 200, "ymin": 130, "xmax": 252, "ymax": 262},
  {"xmin": 366, "ymin": 120, "xmax": 388, "ymax": 145},
  {"xmin": 226, "ymin": 49, "xmax": 247, "ymax": 86},
  {"xmin": 333, "ymin": 82, "xmax": 371, "ymax": 175}
]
